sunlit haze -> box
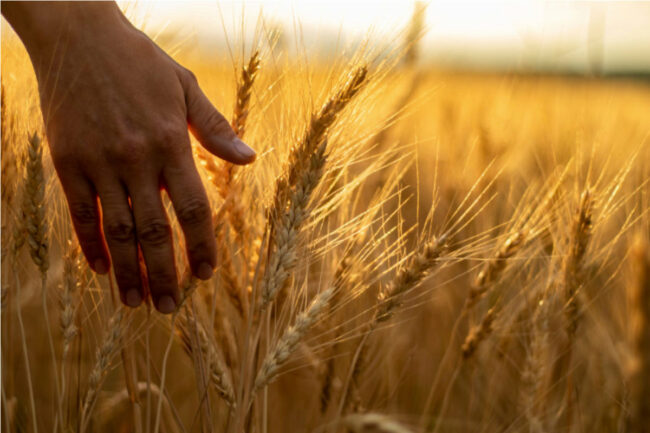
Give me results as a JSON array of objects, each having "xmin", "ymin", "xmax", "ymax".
[{"xmin": 123, "ymin": 0, "xmax": 650, "ymax": 74}]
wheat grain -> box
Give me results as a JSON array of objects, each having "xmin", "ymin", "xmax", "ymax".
[
  {"xmin": 60, "ymin": 241, "xmax": 80, "ymax": 358},
  {"xmin": 179, "ymin": 310, "xmax": 236, "ymax": 407},
  {"xmin": 563, "ymin": 189, "xmax": 593, "ymax": 336},
  {"xmin": 466, "ymin": 231, "xmax": 525, "ymax": 309},
  {"xmin": 376, "ymin": 233, "xmax": 448, "ymax": 323},
  {"xmin": 260, "ymin": 140, "xmax": 328, "ymax": 309},
  {"xmin": 270, "ymin": 66, "xmax": 368, "ymax": 225},
  {"xmin": 461, "ymin": 307, "xmax": 497, "ymax": 359},
  {"xmin": 254, "ymin": 286, "xmax": 335, "ymax": 391},
  {"xmin": 22, "ymin": 132, "xmax": 48, "ymax": 274},
  {"xmin": 232, "ymin": 50, "xmax": 261, "ymax": 139}
]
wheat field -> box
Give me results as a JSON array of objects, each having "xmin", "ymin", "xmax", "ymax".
[{"xmin": 1, "ymin": 7, "xmax": 650, "ymax": 433}]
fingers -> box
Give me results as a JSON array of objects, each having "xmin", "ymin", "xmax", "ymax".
[
  {"xmin": 179, "ymin": 68, "xmax": 257, "ymax": 164},
  {"xmin": 128, "ymin": 178, "xmax": 179, "ymax": 314},
  {"xmin": 96, "ymin": 181, "xmax": 143, "ymax": 308},
  {"xmin": 163, "ymin": 153, "xmax": 217, "ymax": 280},
  {"xmin": 61, "ymin": 173, "xmax": 110, "ymax": 274}
]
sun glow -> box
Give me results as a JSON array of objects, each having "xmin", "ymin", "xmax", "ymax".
[{"xmin": 121, "ymin": 0, "xmax": 650, "ymax": 73}]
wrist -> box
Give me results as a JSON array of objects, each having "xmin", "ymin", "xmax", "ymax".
[{"xmin": 2, "ymin": 2, "xmax": 127, "ymax": 63}]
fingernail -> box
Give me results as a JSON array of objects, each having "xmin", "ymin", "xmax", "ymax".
[
  {"xmin": 232, "ymin": 138, "xmax": 256, "ymax": 161},
  {"xmin": 197, "ymin": 262, "xmax": 214, "ymax": 280},
  {"xmin": 94, "ymin": 258, "xmax": 109, "ymax": 274},
  {"xmin": 157, "ymin": 295, "xmax": 176, "ymax": 314},
  {"xmin": 125, "ymin": 289, "xmax": 142, "ymax": 308}
]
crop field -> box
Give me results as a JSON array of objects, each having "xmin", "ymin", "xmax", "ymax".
[{"xmin": 1, "ymin": 6, "xmax": 650, "ymax": 433}]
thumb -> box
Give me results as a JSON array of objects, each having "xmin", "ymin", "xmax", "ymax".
[{"xmin": 180, "ymin": 69, "xmax": 256, "ymax": 164}]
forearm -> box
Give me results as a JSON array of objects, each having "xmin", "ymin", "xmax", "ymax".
[{"xmin": 1, "ymin": 2, "xmax": 128, "ymax": 62}]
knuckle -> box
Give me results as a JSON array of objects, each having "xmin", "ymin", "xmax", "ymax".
[
  {"xmin": 69, "ymin": 201, "xmax": 98, "ymax": 226},
  {"xmin": 115, "ymin": 271, "xmax": 141, "ymax": 290},
  {"xmin": 105, "ymin": 219, "xmax": 136, "ymax": 243},
  {"xmin": 137, "ymin": 219, "xmax": 171, "ymax": 245},
  {"xmin": 204, "ymin": 109, "xmax": 232, "ymax": 136},
  {"xmin": 181, "ymin": 67, "xmax": 198, "ymax": 85},
  {"xmin": 156, "ymin": 126, "xmax": 189, "ymax": 155},
  {"xmin": 146, "ymin": 266, "xmax": 177, "ymax": 286},
  {"xmin": 188, "ymin": 238, "xmax": 214, "ymax": 260},
  {"xmin": 109, "ymin": 135, "xmax": 148, "ymax": 166},
  {"xmin": 177, "ymin": 198, "xmax": 211, "ymax": 227}
]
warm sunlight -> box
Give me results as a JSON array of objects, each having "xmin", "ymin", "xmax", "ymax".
[
  {"xmin": 127, "ymin": 0, "xmax": 650, "ymax": 73},
  {"xmin": 2, "ymin": 1, "xmax": 649, "ymax": 432}
]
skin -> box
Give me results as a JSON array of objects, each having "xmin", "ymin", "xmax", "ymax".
[{"xmin": 2, "ymin": 2, "xmax": 256, "ymax": 313}]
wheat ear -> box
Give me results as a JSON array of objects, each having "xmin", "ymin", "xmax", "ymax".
[
  {"xmin": 561, "ymin": 189, "xmax": 594, "ymax": 431},
  {"xmin": 269, "ymin": 66, "xmax": 368, "ymax": 224},
  {"xmin": 260, "ymin": 140, "xmax": 328, "ymax": 309},
  {"xmin": 22, "ymin": 132, "xmax": 48, "ymax": 274},
  {"xmin": 199, "ymin": 51, "xmax": 260, "ymax": 245},
  {"xmin": 60, "ymin": 241, "xmax": 80, "ymax": 358},
  {"xmin": 80, "ymin": 308, "xmax": 126, "ymax": 433},
  {"xmin": 22, "ymin": 131, "xmax": 65, "ymax": 426},
  {"xmin": 461, "ymin": 307, "xmax": 497, "ymax": 359},
  {"xmin": 59, "ymin": 241, "xmax": 81, "ymax": 429},
  {"xmin": 254, "ymin": 286, "xmax": 335, "ymax": 391},
  {"xmin": 563, "ymin": 189, "xmax": 593, "ymax": 335},
  {"xmin": 232, "ymin": 50, "xmax": 261, "ymax": 138},
  {"xmin": 284, "ymin": 66, "xmax": 367, "ymax": 191},
  {"xmin": 258, "ymin": 67, "xmax": 368, "ymax": 311},
  {"xmin": 341, "ymin": 234, "xmax": 448, "ymax": 414},
  {"xmin": 376, "ymin": 233, "xmax": 448, "ymax": 323},
  {"xmin": 466, "ymin": 231, "xmax": 525, "ymax": 309},
  {"xmin": 179, "ymin": 310, "xmax": 236, "ymax": 407}
]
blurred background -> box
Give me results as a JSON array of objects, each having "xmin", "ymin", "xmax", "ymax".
[{"xmin": 120, "ymin": 0, "xmax": 650, "ymax": 76}]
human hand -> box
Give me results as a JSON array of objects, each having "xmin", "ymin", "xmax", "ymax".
[{"xmin": 3, "ymin": 2, "xmax": 256, "ymax": 312}]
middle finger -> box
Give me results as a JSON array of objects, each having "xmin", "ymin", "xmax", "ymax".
[{"xmin": 128, "ymin": 175, "xmax": 179, "ymax": 313}]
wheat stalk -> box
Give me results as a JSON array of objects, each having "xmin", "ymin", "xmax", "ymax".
[
  {"xmin": 560, "ymin": 189, "xmax": 594, "ymax": 431},
  {"xmin": 628, "ymin": 234, "xmax": 650, "ymax": 431},
  {"xmin": 522, "ymin": 290, "xmax": 553, "ymax": 433},
  {"xmin": 215, "ymin": 219, "xmax": 245, "ymax": 316}
]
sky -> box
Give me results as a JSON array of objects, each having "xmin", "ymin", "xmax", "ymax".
[
  {"xmin": 3, "ymin": 1, "xmax": 650, "ymax": 74},
  {"xmin": 125, "ymin": 0, "xmax": 650, "ymax": 74}
]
